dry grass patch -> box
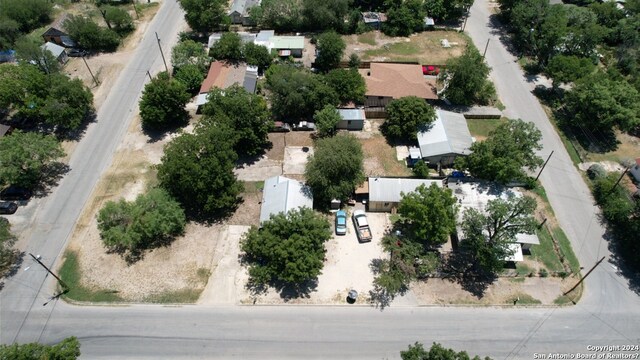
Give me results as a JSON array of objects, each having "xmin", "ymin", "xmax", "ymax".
[{"xmin": 360, "ymin": 135, "xmax": 412, "ymax": 177}]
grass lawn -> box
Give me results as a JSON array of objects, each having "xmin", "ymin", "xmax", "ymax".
[
  {"xmin": 364, "ymin": 42, "xmax": 421, "ymax": 59},
  {"xmin": 466, "ymin": 118, "xmax": 507, "ymax": 141},
  {"xmin": 59, "ymin": 251, "xmax": 123, "ymax": 302},
  {"xmin": 357, "ymin": 32, "xmax": 377, "ymax": 46},
  {"xmin": 360, "ymin": 135, "xmax": 413, "ymax": 177}
]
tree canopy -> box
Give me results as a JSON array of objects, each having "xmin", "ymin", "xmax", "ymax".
[
  {"xmin": 0, "ymin": 217, "xmax": 18, "ymax": 278},
  {"xmin": 139, "ymin": 72, "xmax": 190, "ymax": 129},
  {"xmin": 243, "ymin": 42, "xmax": 273, "ymax": 73},
  {"xmin": 64, "ymin": 15, "xmax": 120, "ymax": 52},
  {"xmin": 401, "ymin": 342, "xmax": 491, "ymax": 360},
  {"xmin": 323, "ymin": 68, "xmax": 366, "ymax": 105},
  {"xmin": 302, "ymin": 0, "xmax": 351, "ymax": 32},
  {"xmin": 458, "ymin": 194, "xmax": 537, "ymax": 276},
  {"xmin": 265, "ymin": 64, "xmax": 339, "ymax": 120},
  {"xmin": 544, "ymin": 54, "xmax": 595, "ymax": 87},
  {"xmin": 0, "ymin": 0, "xmax": 52, "ymax": 35},
  {"xmin": 251, "ymin": 0, "xmax": 303, "ymax": 32},
  {"xmin": 0, "ymin": 336, "xmax": 80, "ymax": 360},
  {"xmin": 305, "ymin": 133, "xmax": 365, "ymax": 207},
  {"xmin": 314, "ymin": 31, "xmax": 346, "ymax": 72},
  {"xmin": 381, "ymin": 96, "xmax": 436, "ymax": 141},
  {"xmin": 97, "ymin": 188, "xmax": 186, "ymax": 260},
  {"xmin": 383, "ymin": 0, "xmax": 425, "ymax": 36},
  {"xmin": 398, "ymin": 184, "xmax": 458, "ymax": 246},
  {"xmin": 171, "ymin": 39, "xmax": 210, "ymax": 74},
  {"xmin": 157, "ymin": 124, "xmax": 243, "ymax": 219},
  {"xmin": 201, "ymin": 84, "xmax": 272, "ymax": 157},
  {"xmin": 102, "ymin": 5, "xmax": 135, "ymax": 34},
  {"xmin": 241, "ymin": 207, "xmax": 331, "ymax": 288},
  {"xmin": 441, "ymin": 46, "xmax": 495, "ymax": 106},
  {"xmin": 15, "ymin": 36, "xmax": 61, "ymax": 74},
  {"xmin": 178, "ymin": 0, "xmax": 229, "ymax": 33},
  {"xmin": 455, "ymin": 119, "xmax": 543, "ymax": 184},
  {"xmin": 209, "ymin": 32, "xmax": 244, "ymax": 63},
  {"xmin": 0, "ymin": 130, "xmax": 65, "ymax": 188},
  {"xmin": 174, "ymin": 63, "xmax": 205, "ymax": 94},
  {"xmin": 424, "ymin": 0, "xmax": 473, "ymax": 22},
  {"xmin": 313, "ymin": 104, "xmax": 341, "ymax": 137}
]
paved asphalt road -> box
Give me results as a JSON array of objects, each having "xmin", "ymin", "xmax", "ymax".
[
  {"xmin": 0, "ymin": 0, "xmax": 186, "ymax": 346},
  {"xmin": 2, "ymin": 0, "xmax": 639, "ymax": 358}
]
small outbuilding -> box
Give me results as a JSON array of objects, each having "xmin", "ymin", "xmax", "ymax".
[
  {"xmin": 368, "ymin": 177, "xmax": 443, "ymax": 212},
  {"xmin": 417, "ymin": 109, "xmax": 473, "ymax": 167},
  {"xmin": 228, "ymin": 0, "xmax": 261, "ymax": 25},
  {"xmin": 41, "ymin": 42, "xmax": 68, "ymax": 64},
  {"xmin": 271, "ymin": 36, "xmax": 304, "ymax": 58},
  {"xmin": 337, "ymin": 108, "xmax": 366, "ymax": 130},
  {"xmin": 260, "ymin": 176, "xmax": 314, "ymax": 223},
  {"xmin": 42, "ymin": 27, "xmax": 76, "ymax": 48}
]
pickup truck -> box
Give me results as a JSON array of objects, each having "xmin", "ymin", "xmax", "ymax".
[{"xmin": 352, "ymin": 209, "xmax": 372, "ymax": 243}]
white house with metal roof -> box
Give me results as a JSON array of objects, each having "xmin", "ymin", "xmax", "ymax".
[
  {"xmin": 259, "ymin": 176, "xmax": 313, "ymax": 223},
  {"xmin": 270, "ymin": 36, "xmax": 305, "ymax": 57},
  {"xmin": 417, "ymin": 109, "xmax": 473, "ymax": 166},
  {"xmin": 337, "ymin": 108, "xmax": 366, "ymax": 130},
  {"xmin": 368, "ymin": 177, "xmax": 443, "ymax": 212}
]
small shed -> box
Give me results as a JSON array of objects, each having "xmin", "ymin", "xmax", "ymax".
[
  {"xmin": 228, "ymin": 0, "xmax": 261, "ymax": 25},
  {"xmin": 417, "ymin": 109, "xmax": 473, "ymax": 167},
  {"xmin": 368, "ymin": 177, "xmax": 443, "ymax": 212},
  {"xmin": 337, "ymin": 108, "xmax": 365, "ymax": 130},
  {"xmin": 260, "ymin": 176, "xmax": 313, "ymax": 223},
  {"xmin": 41, "ymin": 42, "xmax": 68, "ymax": 64},
  {"xmin": 271, "ymin": 36, "xmax": 304, "ymax": 58},
  {"xmin": 42, "ymin": 27, "xmax": 76, "ymax": 48}
]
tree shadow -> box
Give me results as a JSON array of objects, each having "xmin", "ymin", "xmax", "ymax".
[
  {"xmin": 142, "ymin": 121, "xmax": 188, "ymax": 144},
  {"xmin": 552, "ymin": 106, "xmax": 620, "ymax": 153},
  {"xmin": 235, "ymin": 142, "xmax": 273, "ymax": 167},
  {"xmin": 367, "ymin": 257, "xmax": 409, "ymax": 311},
  {"xmin": 442, "ymin": 252, "xmax": 497, "ymax": 299},
  {"xmin": 31, "ymin": 162, "xmax": 71, "ymax": 198},
  {"xmin": 487, "ymin": 14, "xmax": 521, "ymax": 58},
  {"xmin": 185, "ymin": 197, "xmax": 243, "ymax": 225},
  {"xmin": 0, "ymin": 250, "xmax": 25, "ymax": 292},
  {"xmin": 56, "ymin": 110, "xmax": 98, "ymax": 142}
]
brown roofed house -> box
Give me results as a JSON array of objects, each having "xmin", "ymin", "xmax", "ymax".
[
  {"xmin": 359, "ymin": 62, "xmax": 438, "ymax": 109},
  {"xmin": 196, "ymin": 61, "xmax": 258, "ymax": 112}
]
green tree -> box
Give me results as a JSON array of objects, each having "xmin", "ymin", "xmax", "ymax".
[
  {"xmin": 0, "ymin": 217, "xmax": 18, "ymax": 278},
  {"xmin": 139, "ymin": 72, "xmax": 190, "ymax": 129},
  {"xmin": 171, "ymin": 39, "xmax": 210, "ymax": 74},
  {"xmin": 174, "ymin": 63, "xmax": 205, "ymax": 94},
  {"xmin": 315, "ymin": 31, "xmax": 346, "ymax": 72},
  {"xmin": 15, "ymin": 35, "xmax": 61, "ymax": 74},
  {"xmin": 383, "ymin": 0, "xmax": 426, "ymax": 37},
  {"xmin": 157, "ymin": 124, "xmax": 243, "ymax": 219},
  {"xmin": 398, "ymin": 184, "xmax": 458, "ymax": 246},
  {"xmin": 0, "ymin": 18, "xmax": 20, "ymax": 50},
  {"xmin": 265, "ymin": 64, "xmax": 339, "ymax": 120},
  {"xmin": 253, "ymin": 0, "xmax": 303, "ymax": 32},
  {"xmin": 209, "ymin": 32, "xmax": 243, "ymax": 63},
  {"xmin": 313, "ymin": 104, "xmax": 341, "ymax": 137},
  {"xmin": 545, "ymin": 54, "xmax": 595, "ymax": 87},
  {"xmin": 0, "ymin": 130, "xmax": 64, "ymax": 188},
  {"xmin": 0, "ymin": 336, "xmax": 80, "ymax": 360},
  {"xmin": 424, "ymin": 0, "xmax": 473, "ymax": 22},
  {"xmin": 459, "ymin": 194, "xmax": 537, "ymax": 275},
  {"xmin": 241, "ymin": 207, "xmax": 332, "ymax": 287},
  {"xmin": 39, "ymin": 74, "xmax": 94, "ymax": 131},
  {"xmin": 102, "ymin": 5, "xmax": 134, "ymax": 34},
  {"xmin": 563, "ymin": 5, "xmax": 606, "ymax": 59},
  {"xmin": 243, "ymin": 42, "xmax": 272, "ymax": 73},
  {"xmin": 201, "ymin": 84, "xmax": 272, "ymax": 157},
  {"xmin": 381, "ymin": 96, "xmax": 436, "ymax": 141},
  {"xmin": 97, "ymin": 188, "xmax": 186, "ymax": 260},
  {"xmin": 535, "ymin": 4, "xmax": 569, "ymax": 65},
  {"xmin": 305, "ymin": 133, "xmax": 365, "ymax": 207},
  {"xmin": 178, "ymin": 0, "xmax": 229, "ymax": 33},
  {"xmin": 302, "ymin": 0, "xmax": 350, "ymax": 32},
  {"xmin": 441, "ymin": 46, "xmax": 495, "ymax": 106},
  {"xmin": 347, "ymin": 53, "xmax": 360, "ymax": 69},
  {"xmin": 0, "ymin": 0, "xmax": 52, "ymax": 33},
  {"xmin": 455, "ymin": 119, "xmax": 543, "ymax": 184},
  {"xmin": 323, "ymin": 68, "xmax": 366, "ymax": 104},
  {"xmin": 564, "ymin": 72, "xmax": 640, "ymax": 134},
  {"xmin": 401, "ymin": 342, "xmax": 491, "ymax": 360},
  {"xmin": 509, "ymin": 0, "xmax": 550, "ymax": 55},
  {"xmin": 64, "ymin": 15, "xmax": 120, "ymax": 52}
]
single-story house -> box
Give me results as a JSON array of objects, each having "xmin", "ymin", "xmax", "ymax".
[
  {"xmin": 337, "ymin": 108, "xmax": 366, "ymax": 130},
  {"xmin": 260, "ymin": 176, "xmax": 313, "ymax": 223},
  {"xmin": 368, "ymin": 177, "xmax": 443, "ymax": 212},
  {"xmin": 228, "ymin": 0, "xmax": 261, "ymax": 25},
  {"xmin": 208, "ymin": 32, "xmax": 257, "ymax": 49},
  {"xmin": 0, "ymin": 50, "xmax": 16, "ymax": 63},
  {"xmin": 359, "ymin": 63, "xmax": 438, "ymax": 108},
  {"xmin": 417, "ymin": 109, "xmax": 473, "ymax": 167},
  {"xmin": 41, "ymin": 42, "xmax": 68, "ymax": 64},
  {"xmin": 196, "ymin": 61, "xmax": 258, "ymax": 112},
  {"xmin": 630, "ymin": 158, "xmax": 640, "ymax": 182},
  {"xmin": 361, "ymin": 12, "xmax": 387, "ymax": 30},
  {"xmin": 42, "ymin": 27, "xmax": 76, "ymax": 48},
  {"xmin": 254, "ymin": 30, "xmax": 275, "ymax": 49},
  {"xmin": 0, "ymin": 124, "xmax": 13, "ymax": 137},
  {"xmin": 270, "ymin": 36, "xmax": 304, "ymax": 58}
]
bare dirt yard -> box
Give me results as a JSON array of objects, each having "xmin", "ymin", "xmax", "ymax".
[{"xmin": 344, "ymin": 30, "xmax": 469, "ymax": 65}]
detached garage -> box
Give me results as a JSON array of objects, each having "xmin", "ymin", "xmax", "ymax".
[{"xmin": 337, "ymin": 108, "xmax": 365, "ymax": 130}]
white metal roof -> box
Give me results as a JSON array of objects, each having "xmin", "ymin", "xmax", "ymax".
[
  {"xmin": 417, "ymin": 109, "xmax": 473, "ymax": 159},
  {"xmin": 271, "ymin": 36, "xmax": 305, "ymax": 50},
  {"xmin": 41, "ymin": 42, "xmax": 65, "ymax": 58},
  {"xmin": 260, "ymin": 176, "xmax": 313, "ymax": 223},
  {"xmin": 368, "ymin": 177, "xmax": 443, "ymax": 203},
  {"xmin": 337, "ymin": 108, "xmax": 365, "ymax": 121}
]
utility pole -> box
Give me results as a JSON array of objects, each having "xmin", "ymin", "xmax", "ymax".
[
  {"xmin": 563, "ymin": 256, "xmax": 605, "ymax": 296},
  {"xmin": 29, "ymin": 253, "xmax": 69, "ymax": 291},
  {"xmin": 99, "ymin": 9, "xmax": 112, "ymax": 29},
  {"xmin": 461, "ymin": 7, "xmax": 470, "ymax": 32},
  {"xmin": 535, "ymin": 151, "xmax": 554, "ymax": 181},
  {"xmin": 82, "ymin": 56, "xmax": 99, "ymax": 87},
  {"xmin": 147, "ymin": 70, "xmax": 153, "ymax": 81},
  {"xmin": 610, "ymin": 166, "xmax": 630, "ymax": 192},
  {"xmin": 155, "ymin": 32, "xmax": 169, "ymax": 74},
  {"xmin": 482, "ymin": 38, "xmax": 490, "ymax": 59},
  {"xmin": 133, "ymin": 1, "xmax": 140, "ymax": 20}
]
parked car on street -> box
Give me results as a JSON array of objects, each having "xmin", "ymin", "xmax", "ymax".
[
  {"xmin": 335, "ymin": 210, "xmax": 347, "ymax": 235},
  {"xmin": 0, "ymin": 201, "xmax": 18, "ymax": 215},
  {"xmin": 270, "ymin": 121, "xmax": 291, "ymax": 132},
  {"xmin": 293, "ymin": 121, "xmax": 316, "ymax": 131},
  {"xmin": 0, "ymin": 186, "xmax": 32, "ymax": 201}
]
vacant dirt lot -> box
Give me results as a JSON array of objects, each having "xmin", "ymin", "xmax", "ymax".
[{"xmin": 344, "ymin": 30, "xmax": 468, "ymax": 65}]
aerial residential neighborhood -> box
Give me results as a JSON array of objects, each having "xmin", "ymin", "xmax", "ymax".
[{"xmin": 1, "ymin": 0, "xmax": 639, "ymax": 358}]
